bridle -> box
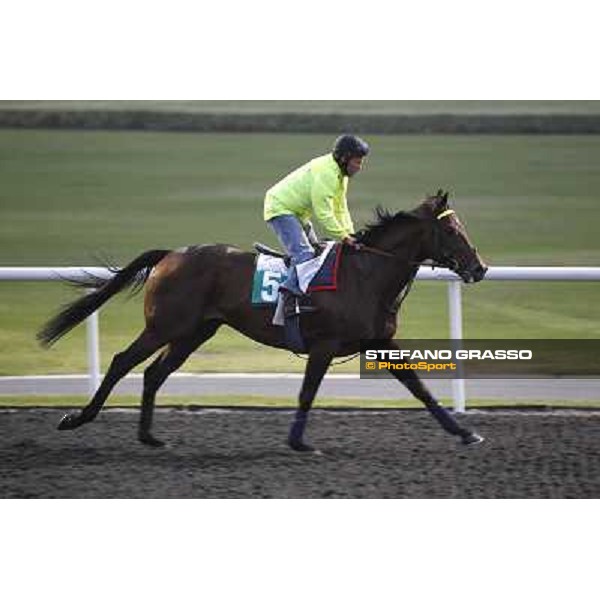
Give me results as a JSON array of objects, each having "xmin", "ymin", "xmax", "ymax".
[
  {"xmin": 355, "ymin": 208, "xmax": 459, "ymax": 270},
  {"xmin": 426, "ymin": 208, "xmax": 463, "ymax": 271}
]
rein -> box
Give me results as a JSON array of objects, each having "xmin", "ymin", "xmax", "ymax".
[
  {"xmin": 358, "ymin": 244, "xmax": 445, "ymax": 269},
  {"xmin": 356, "ymin": 244, "xmax": 395, "ymax": 258},
  {"xmin": 356, "ymin": 208, "xmax": 456, "ymax": 268}
]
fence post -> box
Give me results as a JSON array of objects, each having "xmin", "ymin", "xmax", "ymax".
[
  {"xmin": 448, "ymin": 280, "xmax": 466, "ymax": 412},
  {"xmin": 85, "ymin": 290, "xmax": 101, "ymax": 395}
]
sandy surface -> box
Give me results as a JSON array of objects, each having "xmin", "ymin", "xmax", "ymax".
[{"xmin": 1, "ymin": 408, "xmax": 599, "ymax": 498}]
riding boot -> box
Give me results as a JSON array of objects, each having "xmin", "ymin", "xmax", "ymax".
[
  {"xmin": 281, "ymin": 264, "xmax": 303, "ymax": 296},
  {"xmin": 282, "ymin": 265, "xmax": 317, "ymax": 310}
]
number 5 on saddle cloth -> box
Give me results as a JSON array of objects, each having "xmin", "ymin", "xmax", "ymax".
[{"xmin": 252, "ymin": 242, "xmax": 341, "ymax": 351}]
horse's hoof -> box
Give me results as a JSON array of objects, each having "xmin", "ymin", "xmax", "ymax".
[
  {"xmin": 138, "ymin": 433, "xmax": 166, "ymax": 448},
  {"xmin": 57, "ymin": 413, "xmax": 85, "ymax": 430},
  {"xmin": 288, "ymin": 439, "xmax": 319, "ymax": 453},
  {"xmin": 461, "ymin": 432, "xmax": 485, "ymax": 446}
]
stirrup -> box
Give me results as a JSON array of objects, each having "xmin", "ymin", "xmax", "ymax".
[{"xmin": 283, "ymin": 293, "xmax": 318, "ymax": 317}]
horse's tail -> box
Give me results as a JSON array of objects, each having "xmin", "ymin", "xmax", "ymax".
[{"xmin": 37, "ymin": 249, "xmax": 170, "ymax": 347}]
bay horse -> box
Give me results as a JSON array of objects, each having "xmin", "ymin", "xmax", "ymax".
[{"xmin": 38, "ymin": 190, "xmax": 488, "ymax": 452}]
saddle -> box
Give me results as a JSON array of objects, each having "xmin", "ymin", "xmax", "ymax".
[
  {"xmin": 253, "ymin": 242, "xmax": 291, "ymax": 266},
  {"xmin": 253, "ymin": 241, "xmax": 328, "ymax": 267}
]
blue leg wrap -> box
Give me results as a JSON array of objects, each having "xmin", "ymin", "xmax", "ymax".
[{"xmin": 289, "ymin": 409, "xmax": 308, "ymax": 442}]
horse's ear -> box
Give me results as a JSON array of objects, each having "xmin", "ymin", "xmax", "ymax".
[{"xmin": 434, "ymin": 189, "xmax": 448, "ymax": 210}]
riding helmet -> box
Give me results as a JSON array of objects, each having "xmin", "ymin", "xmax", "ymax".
[{"xmin": 332, "ymin": 134, "xmax": 370, "ymax": 174}]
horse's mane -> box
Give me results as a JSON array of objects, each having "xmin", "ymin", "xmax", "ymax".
[{"xmin": 354, "ymin": 206, "xmax": 421, "ymax": 245}]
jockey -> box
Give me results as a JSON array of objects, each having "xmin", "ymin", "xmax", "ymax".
[{"xmin": 264, "ymin": 133, "xmax": 369, "ymax": 296}]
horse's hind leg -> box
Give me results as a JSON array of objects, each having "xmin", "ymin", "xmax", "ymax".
[
  {"xmin": 57, "ymin": 329, "xmax": 164, "ymax": 431},
  {"xmin": 138, "ymin": 320, "xmax": 222, "ymax": 446}
]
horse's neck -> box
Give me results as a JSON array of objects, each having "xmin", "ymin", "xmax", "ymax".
[
  {"xmin": 369, "ymin": 221, "xmax": 428, "ymax": 301},
  {"xmin": 370, "ymin": 219, "xmax": 426, "ymax": 254},
  {"xmin": 371, "ymin": 220, "xmax": 428, "ymax": 266}
]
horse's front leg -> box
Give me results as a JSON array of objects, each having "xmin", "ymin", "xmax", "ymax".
[
  {"xmin": 387, "ymin": 366, "xmax": 484, "ymax": 446},
  {"xmin": 288, "ymin": 340, "xmax": 337, "ymax": 452}
]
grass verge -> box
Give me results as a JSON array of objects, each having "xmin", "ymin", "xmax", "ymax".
[{"xmin": 1, "ymin": 395, "xmax": 599, "ymax": 410}]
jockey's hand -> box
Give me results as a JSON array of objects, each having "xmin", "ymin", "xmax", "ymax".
[{"xmin": 342, "ymin": 236, "xmax": 362, "ymax": 250}]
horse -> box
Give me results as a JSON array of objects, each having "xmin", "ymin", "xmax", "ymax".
[{"xmin": 38, "ymin": 190, "xmax": 488, "ymax": 452}]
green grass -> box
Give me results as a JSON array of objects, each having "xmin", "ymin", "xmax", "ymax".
[
  {"xmin": 1, "ymin": 280, "xmax": 599, "ymax": 376},
  {"xmin": 2, "ymin": 100, "xmax": 600, "ymax": 114},
  {"xmin": 2, "ymin": 131, "xmax": 600, "ymax": 265},
  {"xmin": 1, "ymin": 129, "xmax": 600, "ymax": 376},
  {"xmin": 1, "ymin": 395, "xmax": 599, "ymax": 410}
]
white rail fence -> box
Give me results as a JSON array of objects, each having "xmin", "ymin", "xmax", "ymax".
[{"xmin": 1, "ymin": 266, "xmax": 600, "ymax": 411}]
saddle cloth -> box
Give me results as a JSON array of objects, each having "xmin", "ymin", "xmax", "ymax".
[{"xmin": 251, "ymin": 241, "xmax": 339, "ymax": 306}]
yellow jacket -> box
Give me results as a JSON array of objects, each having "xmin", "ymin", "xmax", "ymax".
[{"xmin": 264, "ymin": 153, "xmax": 354, "ymax": 240}]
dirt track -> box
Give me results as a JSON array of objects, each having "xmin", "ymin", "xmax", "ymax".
[{"xmin": 1, "ymin": 408, "xmax": 599, "ymax": 498}]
